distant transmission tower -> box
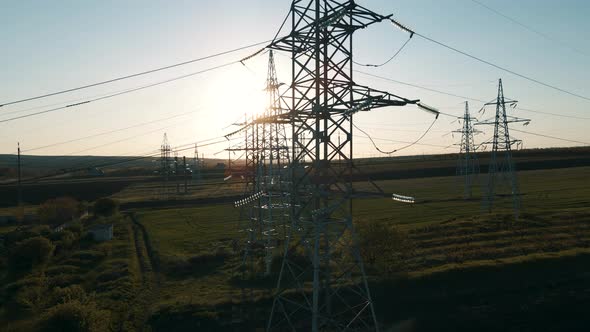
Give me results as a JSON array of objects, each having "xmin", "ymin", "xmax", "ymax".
[
  {"xmin": 193, "ymin": 143, "xmax": 202, "ymax": 184},
  {"xmin": 453, "ymin": 101, "xmax": 481, "ymax": 199},
  {"xmin": 476, "ymin": 79, "xmax": 530, "ymax": 219},
  {"xmin": 160, "ymin": 133, "xmax": 171, "ymax": 197}
]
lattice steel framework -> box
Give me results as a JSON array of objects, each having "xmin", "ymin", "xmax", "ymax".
[
  {"xmin": 476, "ymin": 79, "xmax": 530, "ymax": 219},
  {"xmin": 265, "ymin": 1, "xmax": 419, "ymax": 331},
  {"xmin": 159, "ymin": 133, "xmax": 171, "ymax": 196},
  {"xmin": 257, "ymin": 50, "xmax": 292, "ymax": 275},
  {"xmin": 229, "ymin": 51, "xmax": 292, "ymax": 276},
  {"xmin": 235, "ymin": 114, "xmax": 259, "ymax": 267},
  {"xmin": 453, "ymin": 101, "xmax": 481, "ymax": 199},
  {"xmin": 192, "ymin": 143, "xmax": 203, "ymax": 183}
]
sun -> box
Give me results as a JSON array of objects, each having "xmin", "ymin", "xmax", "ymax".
[{"xmin": 205, "ymin": 65, "xmax": 269, "ymax": 127}]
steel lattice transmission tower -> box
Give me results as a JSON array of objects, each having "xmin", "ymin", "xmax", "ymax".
[
  {"xmin": 264, "ymin": 1, "xmax": 424, "ymax": 330},
  {"xmin": 257, "ymin": 50, "xmax": 291, "ymax": 276},
  {"xmin": 159, "ymin": 133, "xmax": 171, "ymax": 196},
  {"xmin": 229, "ymin": 51, "xmax": 291, "ymax": 277},
  {"xmin": 476, "ymin": 79, "xmax": 530, "ymax": 219},
  {"xmin": 453, "ymin": 101, "xmax": 481, "ymax": 199},
  {"xmin": 232, "ymin": 114, "xmax": 258, "ymax": 269},
  {"xmin": 192, "ymin": 143, "xmax": 202, "ymax": 184}
]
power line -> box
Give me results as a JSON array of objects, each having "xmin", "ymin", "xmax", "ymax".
[
  {"xmin": 469, "ymin": 0, "xmax": 588, "ymax": 57},
  {"xmin": 412, "ymin": 30, "xmax": 590, "ymax": 102},
  {"xmin": 355, "ymin": 69, "xmax": 486, "ymax": 102},
  {"xmin": 510, "ymin": 128, "xmax": 590, "ymax": 146},
  {"xmin": 355, "ymin": 69, "xmax": 590, "ymax": 120},
  {"xmin": 353, "ymin": 36, "xmax": 412, "ymax": 67},
  {"xmin": 352, "ymin": 116, "xmax": 440, "ymax": 154},
  {"xmin": 0, "ymin": 39, "xmax": 272, "ymax": 108},
  {"xmin": 21, "ymin": 109, "xmax": 201, "ymax": 153},
  {"xmin": 1, "ymin": 89, "xmax": 136, "ymax": 117},
  {"xmin": 0, "ymin": 61, "xmax": 237, "ymax": 124},
  {"xmin": 354, "ymin": 135, "xmax": 448, "ymax": 149},
  {"xmin": 515, "ymin": 106, "xmax": 590, "ymax": 120}
]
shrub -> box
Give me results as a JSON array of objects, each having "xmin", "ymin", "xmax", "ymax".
[
  {"xmin": 162, "ymin": 250, "xmax": 229, "ymax": 277},
  {"xmin": 38, "ymin": 197, "xmax": 81, "ymax": 226},
  {"xmin": 356, "ymin": 220, "xmax": 415, "ymax": 278},
  {"xmin": 5, "ymin": 285, "xmax": 46, "ymax": 317},
  {"xmin": 66, "ymin": 222, "xmax": 83, "ymax": 237},
  {"xmin": 48, "ymin": 274, "xmax": 84, "ymax": 288},
  {"xmin": 37, "ymin": 300, "xmax": 111, "ymax": 332},
  {"xmin": 3, "ymin": 226, "xmax": 51, "ymax": 248},
  {"xmin": 50, "ymin": 285, "xmax": 87, "ymax": 305},
  {"xmin": 95, "ymin": 268, "xmax": 128, "ymax": 283},
  {"xmin": 8, "ymin": 236, "xmax": 54, "ymax": 273},
  {"xmin": 93, "ymin": 198, "xmax": 119, "ymax": 217},
  {"xmin": 46, "ymin": 265, "xmax": 80, "ymax": 276},
  {"xmin": 50, "ymin": 230, "xmax": 77, "ymax": 253},
  {"xmin": 70, "ymin": 250, "xmax": 106, "ymax": 265},
  {"xmin": 3, "ymin": 275, "xmax": 46, "ymax": 296},
  {"xmin": 2, "ymin": 275, "xmax": 48, "ymax": 317}
]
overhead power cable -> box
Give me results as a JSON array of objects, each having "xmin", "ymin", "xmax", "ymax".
[
  {"xmin": 1, "ymin": 89, "xmax": 137, "ymax": 117},
  {"xmin": 412, "ymin": 30, "xmax": 590, "ymax": 102},
  {"xmin": 354, "ymin": 135, "xmax": 447, "ymax": 149},
  {"xmin": 352, "ymin": 116, "xmax": 439, "ymax": 155},
  {"xmin": 22, "ymin": 109, "xmax": 201, "ymax": 153},
  {"xmin": 355, "ymin": 70, "xmax": 590, "ymax": 120},
  {"xmin": 0, "ymin": 39, "xmax": 271, "ymax": 108},
  {"xmin": 469, "ymin": 0, "xmax": 588, "ymax": 57},
  {"xmin": 353, "ymin": 36, "xmax": 412, "ymax": 67},
  {"xmin": 510, "ymin": 128, "xmax": 590, "ymax": 146},
  {"xmin": 0, "ymin": 61, "xmax": 236, "ymax": 124}
]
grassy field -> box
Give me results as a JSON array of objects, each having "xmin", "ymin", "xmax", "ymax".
[
  {"xmin": 1, "ymin": 156, "xmax": 589, "ymax": 330},
  {"xmin": 128, "ymin": 166, "xmax": 590, "ymax": 330}
]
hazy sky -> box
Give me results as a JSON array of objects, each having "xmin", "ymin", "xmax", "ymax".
[{"xmin": 0, "ymin": 0, "xmax": 588, "ymax": 160}]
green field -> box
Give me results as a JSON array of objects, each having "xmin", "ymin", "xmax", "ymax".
[
  {"xmin": 126, "ymin": 166, "xmax": 590, "ymax": 330},
  {"xmin": 1, "ymin": 157, "xmax": 589, "ymax": 331}
]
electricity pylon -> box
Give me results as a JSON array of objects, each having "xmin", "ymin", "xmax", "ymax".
[
  {"xmin": 192, "ymin": 143, "xmax": 202, "ymax": 184},
  {"xmin": 229, "ymin": 51, "xmax": 291, "ymax": 277},
  {"xmin": 476, "ymin": 79, "xmax": 530, "ymax": 219},
  {"xmin": 453, "ymin": 101, "xmax": 481, "ymax": 199},
  {"xmin": 262, "ymin": 2, "xmax": 431, "ymax": 331},
  {"xmin": 257, "ymin": 50, "xmax": 291, "ymax": 276},
  {"xmin": 159, "ymin": 133, "xmax": 171, "ymax": 197}
]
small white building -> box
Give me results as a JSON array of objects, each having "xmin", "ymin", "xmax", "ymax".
[{"xmin": 88, "ymin": 224, "xmax": 113, "ymax": 242}]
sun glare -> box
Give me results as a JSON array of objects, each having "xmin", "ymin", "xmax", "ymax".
[{"xmin": 205, "ymin": 66, "xmax": 268, "ymax": 130}]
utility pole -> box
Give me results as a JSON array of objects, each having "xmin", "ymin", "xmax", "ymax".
[
  {"xmin": 476, "ymin": 79, "xmax": 530, "ymax": 219},
  {"xmin": 17, "ymin": 142, "xmax": 23, "ymax": 220}
]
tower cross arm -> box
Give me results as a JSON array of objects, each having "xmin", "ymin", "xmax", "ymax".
[
  {"xmin": 266, "ymin": 1, "xmax": 394, "ymax": 53},
  {"xmin": 342, "ymin": 84, "xmax": 419, "ymax": 116}
]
